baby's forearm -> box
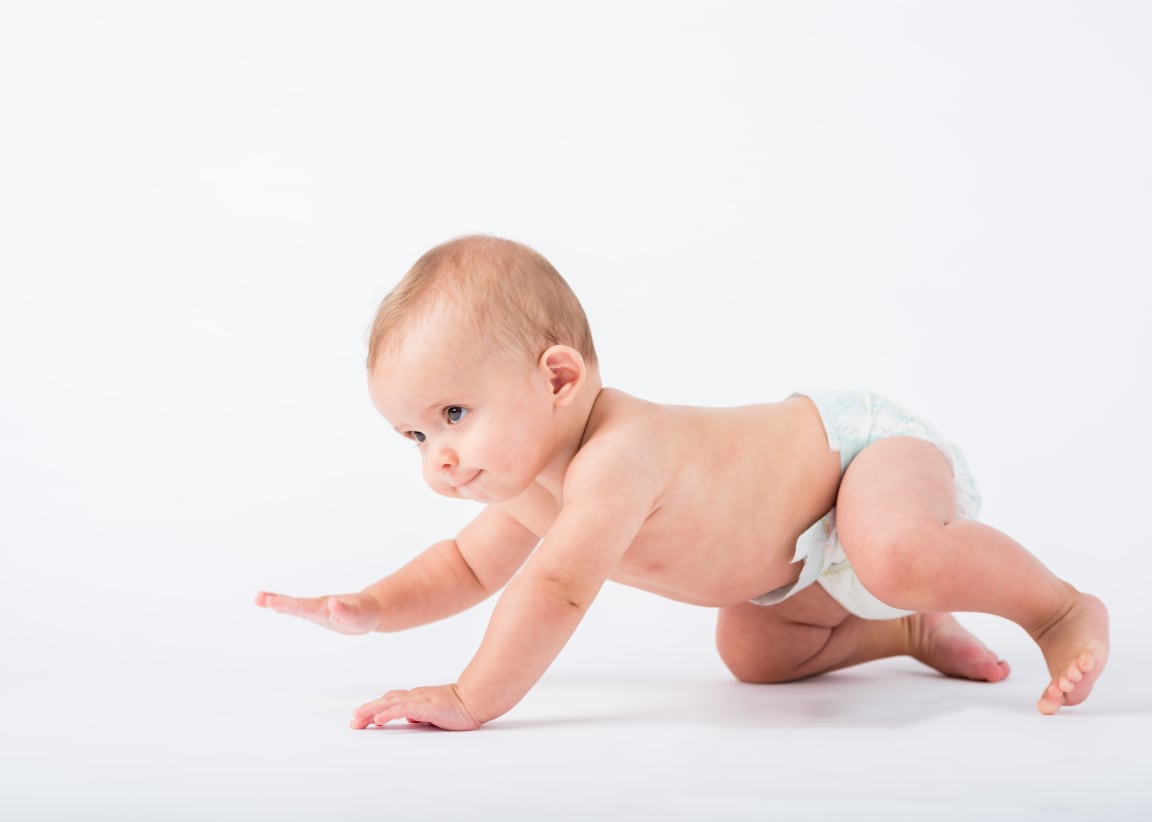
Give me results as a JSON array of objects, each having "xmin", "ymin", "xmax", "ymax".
[
  {"xmin": 363, "ymin": 539, "xmax": 492, "ymax": 632},
  {"xmin": 456, "ymin": 573, "xmax": 597, "ymax": 723}
]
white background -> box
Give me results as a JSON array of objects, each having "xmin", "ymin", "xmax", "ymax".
[{"xmin": 2, "ymin": 2, "xmax": 1149, "ymax": 819}]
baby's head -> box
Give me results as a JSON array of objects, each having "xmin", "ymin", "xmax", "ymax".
[
  {"xmin": 366, "ymin": 236, "xmax": 599, "ymax": 502},
  {"xmin": 367, "ymin": 235, "xmax": 596, "ymax": 374}
]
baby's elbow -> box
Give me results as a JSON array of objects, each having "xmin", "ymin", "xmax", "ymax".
[{"xmin": 537, "ymin": 575, "xmax": 591, "ymax": 612}]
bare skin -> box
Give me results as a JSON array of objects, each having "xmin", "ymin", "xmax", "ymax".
[
  {"xmin": 714, "ymin": 583, "xmax": 1011, "ymax": 686},
  {"xmin": 1030, "ymin": 593, "xmax": 1109, "ymax": 714},
  {"xmin": 254, "ymin": 590, "xmax": 381, "ymax": 635},
  {"xmin": 911, "ymin": 612, "xmax": 1012, "ymax": 683},
  {"xmin": 826, "ymin": 435, "xmax": 1108, "ymax": 715},
  {"xmin": 257, "ymin": 313, "xmax": 1109, "ymax": 727}
]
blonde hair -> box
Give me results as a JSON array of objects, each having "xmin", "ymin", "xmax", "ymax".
[{"xmin": 367, "ymin": 235, "xmax": 597, "ymax": 369}]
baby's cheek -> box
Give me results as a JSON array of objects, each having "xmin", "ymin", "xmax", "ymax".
[
  {"xmin": 484, "ymin": 440, "xmax": 529, "ymax": 480},
  {"xmin": 487, "ymin": 445, "xmax": 519, "ymax": 475},
  {"xmin": 420, "ymin": 464, "xmax": 444, "ymax": 492}
]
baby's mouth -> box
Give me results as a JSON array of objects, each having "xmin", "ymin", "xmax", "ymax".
[{"xmin": 452, "ymin": 471, "xmax": 481, "ymax": 492}]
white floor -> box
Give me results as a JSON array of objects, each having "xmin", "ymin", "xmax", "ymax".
[
  {"xmin": 3, "ymin": 3, "xmax": 1150, "ymax": 820},
  {"xmin": 3, "ymin": 579, "xmax": 1147, "ymax": 821}
]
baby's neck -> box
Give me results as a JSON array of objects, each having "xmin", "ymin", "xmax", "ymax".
[{"xmin": 535, "ymin": 370, "xmax": 603, "ymax": 498}]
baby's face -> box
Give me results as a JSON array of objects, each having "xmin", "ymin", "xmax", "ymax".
[{"xmin": 368, "ymin": 318, "xmax": 559, "ymax": 504}]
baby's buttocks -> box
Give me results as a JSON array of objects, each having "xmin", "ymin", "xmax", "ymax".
[
  {"xmin": 797, "ymin": 390, "xmax": 981, "ymax": 519},
  {"xmin": 750, "ymin": 390, "xmax": 983, "ymax": 619}
]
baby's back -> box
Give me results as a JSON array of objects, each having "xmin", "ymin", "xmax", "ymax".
[{"xmin": 590, "ymin": 390, "xmax": 842, "ymax": 606}]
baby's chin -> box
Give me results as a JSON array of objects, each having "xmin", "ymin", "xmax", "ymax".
[
  {"xmin": 436, "ymin": 476, "xmax": 525, "ymax": 505},
  {"xmin": 454, "ymin": 484, "xmax": 489, "ymax": 503},
  {"xmin": 430, "ymin": 481, "xmax": 489, "ymax": 503}
]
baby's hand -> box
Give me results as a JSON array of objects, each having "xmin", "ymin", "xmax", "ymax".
[
  {"xmin": 350, "ymin": 684, "xmax": 482, "ymax": 731},
  {"xmin": 254, "ymin": 590, "xmax": 380, "ymax": 635}
]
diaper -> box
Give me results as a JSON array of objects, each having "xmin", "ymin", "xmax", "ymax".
[{"xmin": 750, "ymin": 390, "xmax": 982, "ymax": 620}]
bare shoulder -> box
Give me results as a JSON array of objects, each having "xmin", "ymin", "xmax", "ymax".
[
  {"xmin": 564, "ymin": 389, "xmax": 672, "ymax": 508},
  {"xmin": 582, "ymin": 388, "xmax": 664, "ymax": 435},
  {"xmin": 575, "ymin": 389, "xmax": 815, "ymax": 459},
  {"xmin": 578, "ymin": 388, "xmax": 680, "ymax": 456},
  {"xmin": 577, "ymin": 389, "xmax": 832, "ymax": 498},
  {"xmin": 560, "ymin": 389, "xmax": 828, "ymax": 515},
  {"xmin": 585, "ymin": 389, "xmax": 813, "ymax": 439}
]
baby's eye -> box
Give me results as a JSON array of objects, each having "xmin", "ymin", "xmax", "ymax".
[
  {"xmin": 407, "ymin": 431, "xmax": 426, "ymax": 444},
  {"xmin": 445, "ymin": 406, "xmax": 469, "ymax": 424}
]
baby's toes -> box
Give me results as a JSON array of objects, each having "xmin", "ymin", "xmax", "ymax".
[
  {"xmin": 1038, "ymin": 681, "xmax": 1066, "ymax": 715},
  {"xmin": 1059, "ymin": 665, "xmax": 1083, "ymax": 692}
]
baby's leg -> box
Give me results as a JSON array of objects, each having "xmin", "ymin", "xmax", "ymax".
[
  {"xmin": 716, "ymin": 582, "xmax": 1008, "ymax": 684},
  {"xmin": 834, "ymin": 436, "xmax": 1109, "ymax": 714}
]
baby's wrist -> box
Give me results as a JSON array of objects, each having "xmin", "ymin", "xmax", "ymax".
[
  {"xmin": 450, "ymin": 683, "xmax": 491, "ymax": 727},
  {"xmin": 357, "ymin": 590, "xmax": 386, "ymax": 631},
  {"xmin": 454, "ymin": 674, "xmax": 514, "ymax": 726}
]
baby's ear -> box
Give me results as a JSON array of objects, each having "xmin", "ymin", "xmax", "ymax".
[{"xmin": 540, "ymin": 345, "xmax": 586, "ymax": 406}]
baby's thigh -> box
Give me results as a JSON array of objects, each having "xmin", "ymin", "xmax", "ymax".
[
  {"xmin": 834, "ymin": 436, "xmax": 958, "ymax": 569},
  {"xmin": 717, "ymin": 583, "xmax": 850, "ymax": 645},
  {"xmin": 716, "ymin": 585, "xmax": 851, "ymax": 682}
]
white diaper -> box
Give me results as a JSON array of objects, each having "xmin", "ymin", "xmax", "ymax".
[{"xmin": 750, "ymin": 390, "xmax": 982, "ymax": 620}]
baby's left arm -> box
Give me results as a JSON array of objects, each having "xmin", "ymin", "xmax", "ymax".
[{"xmin": 351, "ymin": 439, "xmax": 660, "ymax": 730}]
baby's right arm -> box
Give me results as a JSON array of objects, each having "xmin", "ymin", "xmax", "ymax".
[{"xmin": 255, "ymin": 505, "xmax": 540, "ymax": 635}]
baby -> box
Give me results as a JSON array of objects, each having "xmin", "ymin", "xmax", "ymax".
[{"xmin": 256, "ymin": 235, "xmax": 1109, "ymax": 730}]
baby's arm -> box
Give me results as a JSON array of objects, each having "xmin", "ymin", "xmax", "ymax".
[
  {"xmin": 255, "ymin": 506, "xmax": 539, "ymax": 634},
  {"xmin": 352, "ymin": 441, "xmax": 660, "ymax": 729},
  {"xmin": 458, "ymin": 498, "xmax": 648, "ymax": 719}
]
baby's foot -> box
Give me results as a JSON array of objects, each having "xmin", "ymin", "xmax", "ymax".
[
  {"xmin": 1032, "ymin": 592, "xmax": 1109, "ymax": 715},
  {"xmin": 906, "ymin": 612, "xmax": 1011, "ymax": 683}
]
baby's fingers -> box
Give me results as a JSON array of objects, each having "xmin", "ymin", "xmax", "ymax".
[
  {"xmin": 359, "ymin": 693, "xmax": 437, "ymax": 729},
  {"xmin": 350, "ymin": 686, "xmax": 481, "ymax": 731},
  {"xmin": 254, "ymin": 591, "xmax": 324, "ymax": 621},
  {"xmin": 257, "ymin": 591, "xmax": 374, "ymax": 634},
  {"xmin": 350, "ymin": 693, "xmax": 397, "ymax": 729},
  {"xmin": 254, "ymin": 590, "xmax": 296, "ymax": 613}
]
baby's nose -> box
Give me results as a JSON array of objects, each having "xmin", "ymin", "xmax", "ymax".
[{"xmin": 431, "ymin": 443, "xmax": 458, "ymax": 473}]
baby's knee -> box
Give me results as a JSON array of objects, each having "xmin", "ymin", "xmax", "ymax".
[
  {"xmin": 715, "ymin": 611, "xmax": 827, "ymax": 685},
  {"xmin": 841, "ymin": 519, "xmax": 946, "ymax": 602},
  {"xmin": 717, "ymin": 640, "xmax": 799, "ymax": 685}
]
